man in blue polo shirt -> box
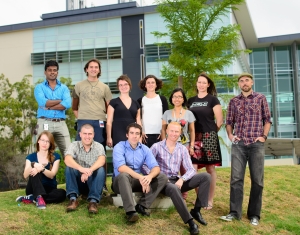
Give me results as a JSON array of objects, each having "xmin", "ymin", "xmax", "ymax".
[
  {"xmin": 112, "ymin": 123, "xmax": 168, "ymax": 222},
  {"xmin": 34, "ymin": 60, "xmax": 71, "ymax": 156}
]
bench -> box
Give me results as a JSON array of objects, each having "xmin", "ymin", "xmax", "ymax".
[{"xmin": 111, "ymin": 192, "xmax": 173, "ymax": 209}]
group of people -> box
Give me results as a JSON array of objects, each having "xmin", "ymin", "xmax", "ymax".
[{"xmin": 16, "ymin": 58, "xmax": 271, "ymax": 234}]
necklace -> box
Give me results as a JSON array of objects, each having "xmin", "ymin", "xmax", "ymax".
[
  {"xmin": 87, "ymin": 79, "xmax": 99, "ymax": 95},
  {"xmin": 173, "ymin": 108, "xmax": 183, "ymax": 121}
]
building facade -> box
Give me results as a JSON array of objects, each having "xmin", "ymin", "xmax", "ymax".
[{"xmin": 0, "ymin": 1, "xmax": 299, "ymax": 165}]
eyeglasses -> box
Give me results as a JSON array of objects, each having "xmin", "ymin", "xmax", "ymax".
[
  {"xmin": 119, "ymin": 83, "xmax": 129, "ymax": 87},
  {"xmin": 172, "ymin": 96, "xmax": 183, "ymax": 99},
  {"xmin": 39, "ymin": 139, "xmax": 50, "ymax": 144}
]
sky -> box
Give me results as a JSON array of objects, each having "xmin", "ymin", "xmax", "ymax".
[{"xmin": 0, "ymin": 0, "xmax": 299, "ymax": 38}]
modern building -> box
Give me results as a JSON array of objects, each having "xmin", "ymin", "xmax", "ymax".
[
  {"xmin": 0, "ymin": 1, "xmax": 299, "ymax": 165},
  {"xmin": 66, "ymin": 0, "xmax": 86, "ymax": 10}
]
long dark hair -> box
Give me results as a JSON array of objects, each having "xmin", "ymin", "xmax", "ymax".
[
  {"xmin": 36, "ymin": 131, "xmax": 55, "ymax": 170},
  {"xmin": 197, "ymin": 72, "xmax": 217, "ymax": 96}
]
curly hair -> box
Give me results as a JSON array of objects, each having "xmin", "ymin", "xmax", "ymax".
[
  {"xmin": 36, "ymin": 131, "xmax": 56, "ymax": 170},
  {"xmin": 138, "ymin": 75, "xmax": 163, "ymax": 92}
]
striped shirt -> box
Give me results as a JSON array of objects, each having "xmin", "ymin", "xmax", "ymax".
[
  {"xmin": 65, "ymin": 141, "xmax": 106, "ymax": 168},
  {"xmin": 150, "ymin": 140, "xmax": 196, "ymax": 181},
  {"xmin": 226, "ymin": 92, "xmax": 272, "ymax": 145},
  {"xmin": 34, "ymin": 79, "xmax": 71, "ymax": 119}
]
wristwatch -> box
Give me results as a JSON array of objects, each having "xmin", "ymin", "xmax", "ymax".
[{"xmin": 262, "ymin": 135, "xmax": 267, "ymax": 140}]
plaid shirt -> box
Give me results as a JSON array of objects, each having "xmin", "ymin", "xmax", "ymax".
[
  {"xmin": 65, "ymin": 141, "xmax": 106, "ymax": 168},
  {"xmin": 226, "ymin": 92, "xmax": 272, "ymax": 145},
  {"xmin": 150, "ymin": 140, "xmax": 196, "ymax": 181}
]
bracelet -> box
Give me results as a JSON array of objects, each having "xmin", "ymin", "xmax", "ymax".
[
  {"xmin": 190, "ymin": 146, "xmax": 194, "ymax": 149},
  {"xmin": 262, "ymin": 135, "xmax": 267, "ymax": 140},
  {"xmin": 41, "ymin": 168, "xmax": 46, "ymax": 173}
]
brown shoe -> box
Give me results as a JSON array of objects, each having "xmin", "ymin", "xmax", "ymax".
[
  {"xmin": 66, "ymin": 199, "xmax": 79, "ymax": 212},
  {"xmin": 88, "ymin": 202, "xmax": 98, "ymax": 214}
]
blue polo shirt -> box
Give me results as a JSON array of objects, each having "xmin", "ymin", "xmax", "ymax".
[
  {"xmin": 113, "ymin": 141, "xmax": 159, "ymax": 177},
  {"xmin": 34, "ymin": 79, "xmax": 71, "ymax": 119}
]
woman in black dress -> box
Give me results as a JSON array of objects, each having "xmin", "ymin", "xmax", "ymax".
[
  {"xmin": 188, "ymin": 72, "xmax": 223, "ymax": 209},
  {"xmin": 106, "ymin": 75, "xmax": 141, "ymax": 147}
]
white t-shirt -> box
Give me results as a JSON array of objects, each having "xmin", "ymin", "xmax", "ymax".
[{"xmin": 142, "ymin": 95, "xmax": 163, "ymax": 134}]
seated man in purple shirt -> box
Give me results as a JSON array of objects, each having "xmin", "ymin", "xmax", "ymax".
[
  {"xmin": 150, "ymin": 122, "xmax": 211, "ymax": 235},
  {"xmin": 112, "ymin": 123, "xmax": 168, "ymax": 222}
]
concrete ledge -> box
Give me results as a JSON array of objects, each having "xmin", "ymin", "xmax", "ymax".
[{"xmin": 111, "ymin": 192, "xmax": 173, "ymax": 209}]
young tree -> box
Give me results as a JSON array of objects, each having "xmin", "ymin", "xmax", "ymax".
[
  {"xmin": 153, "ymin": 0, "xmax": 248, "ymax": 96},
  {"xmin": 0, "ymin": 75, "xmax": 76, "ymax": 189}
]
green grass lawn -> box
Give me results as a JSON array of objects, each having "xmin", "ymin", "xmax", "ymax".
[{"xmin": 1, "ymin": 166, "xmax": 299, "ymax": 235}]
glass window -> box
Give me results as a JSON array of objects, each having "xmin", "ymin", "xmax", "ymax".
[
  {"xmin": 70, "ymin": 40, "xmax": 81, "ymax": 50},
  {"xmin": 58, "ymin": 41, "xmax": 69, "ymax": 51},
  {"xmin": 83, "ymin": 49, "xmax": 94, "ymax": 61},
  {"xmin": 274, "ymin": 46, "xmax": 291, "ymax": 64},
  {"xmin": 82, "ymin": 38, "xmax": 94, "ymax": 49},
  {"xmin": 57, "ymin": 51, "xmax": 69, "ymax": 63},
  {"xmin": 31, "ymin": 53, "xmax": 44, "ymax": 65},
  {"xmin": 45, "ymin": 52, "xmax": 56, "ymax": 62},
  {"xmin": 95, "ymin": 48, "xmax": 108, "ymax": 60},
  {"xmin": 70, "ymin": 50, "xmax": 82, "ymax": 62},
  {"xmin": 108, "ymin": 47, "xmax": 122, "ymax": 59},
  {"xmin": 254, "ymin": 79, "xmax": 270, "ymax": 93}
]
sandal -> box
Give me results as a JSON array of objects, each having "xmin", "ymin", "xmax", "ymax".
[{"xmin": 204, "ymin": 204, "xmax": 213, "ymax": 210}]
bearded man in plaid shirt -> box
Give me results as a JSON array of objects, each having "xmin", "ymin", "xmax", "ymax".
[{"xmin": 220, "ymin": 73, "xmax": 272, "ymax": 226}]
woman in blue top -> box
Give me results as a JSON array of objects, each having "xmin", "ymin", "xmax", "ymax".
[{"xmin": 16, "ymin": 131, "xmax": 66, "ymax": 209}]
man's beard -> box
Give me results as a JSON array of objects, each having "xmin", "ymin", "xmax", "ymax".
[{"xmin": 241, "ymin": 86, "xmax": 251, "ymax": 92}]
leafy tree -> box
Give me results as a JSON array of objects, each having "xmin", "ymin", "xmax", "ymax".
[
  {"xmin": 153, "ymin": 0, "xmax": 249, "ymax": 97},
  {"xmin": 0, "ymin": 74, "xmax": 75, "ymax": 190},
  {"xmin": 0, "ymin": 74, "xmax": 37, "ymax": 189}
]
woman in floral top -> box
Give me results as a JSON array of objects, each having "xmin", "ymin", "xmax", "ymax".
[{"xmin": 161, "ymin": 88, "xmax": 196, "ymax": 200}]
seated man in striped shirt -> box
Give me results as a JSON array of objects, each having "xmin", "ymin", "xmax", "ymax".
[{"xmin": 150, "ymin": 122, "xmax": 211, "ymax": 235}]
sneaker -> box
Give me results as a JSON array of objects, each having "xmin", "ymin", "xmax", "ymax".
[
  {"xmin": 16, "ymin": 194, "xmax": 35, "ymax": 204},
  {"xmin": 102, "ymin": 184, "xmax": 109, "ymax": 196},
  {"xmin": 36, "ymin": 195, "xmax": 46, "ymax": 209},
  {"xmin": 250, "ymin": 217, "xmax": 259, "ymax": 226},
  {"xmin": 220, "ymin": 214, "xmax": 236, "ymax": 222}
]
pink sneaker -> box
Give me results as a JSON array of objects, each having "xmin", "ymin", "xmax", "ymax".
[{"xmin": 36, "ymin": 195, "xmax": 46, "ymax": 209}]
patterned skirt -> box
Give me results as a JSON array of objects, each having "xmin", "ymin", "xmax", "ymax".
[{"xmin": 191, "ymin": 131, "xmax": 222, "ymax": 168}]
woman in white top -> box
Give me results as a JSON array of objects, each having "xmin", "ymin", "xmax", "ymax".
[{"xmin": 137, "ymin": 75, "xmax": 168, "ymax": 148}]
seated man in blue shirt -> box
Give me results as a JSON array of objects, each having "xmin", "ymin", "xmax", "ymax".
[
  {"xmin": 150, "ymin": 122, "xmax": 211, "ymax": 235},
  {"xmin": 112, "ymin": 123, "xmax": 168, "ymax": 222}
]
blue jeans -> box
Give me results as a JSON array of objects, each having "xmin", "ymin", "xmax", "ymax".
[
  {"xmin": 230, "ymin": 140, "xmax": 264, "ymax": 220},
  {"xmin": 65, "ymin": 166, "xmax": 105, "ymax": 202}
]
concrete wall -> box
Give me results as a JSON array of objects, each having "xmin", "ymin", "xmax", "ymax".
[{"xmin": 0, "ymin": 30, "xmax": 33, "ymax": 84}]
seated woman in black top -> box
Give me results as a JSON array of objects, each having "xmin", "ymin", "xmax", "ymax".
[{"xmin": 16, "ymin": 131, "xmax": 66, "ymax": 209}]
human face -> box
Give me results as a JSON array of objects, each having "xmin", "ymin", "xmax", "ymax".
[
  {"xmin": 238, "ymin": 76, "xmax": 253, "ymax": 93},
  {"xmin": 86, "ymin": 62, "xmax": 100, "ymax": 78},
  {"xmin": 118, "ymin": 80, "xmax": 130, "ymax": 93},
  {"xmin": 44, "ymin": 66, "xmax": 58, "ymax": 81},
  {"xmin": 126, "ymin": 127, "xmax": 141, "ymax": 146},
  {"xmin": 145, "ymin": 78, "xmax": 157, "ymax": 92},
  {"xmin": 79, "ymin": 127, "xmax": 94, "ymax": 146},
  {"xmin": 197, "ymin": 76, "xmax": 210, "ymax": 93},
  {"xmin": 38, "ymin": 134, "xmax": 50, "ymax": 151},
  {"xmin": 172, "ymin": 91, "xmax": 184, "ymax": 107},
  {"xmin": 166, "ymin": 123, "xmax": 181, "ymax": 143}
]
